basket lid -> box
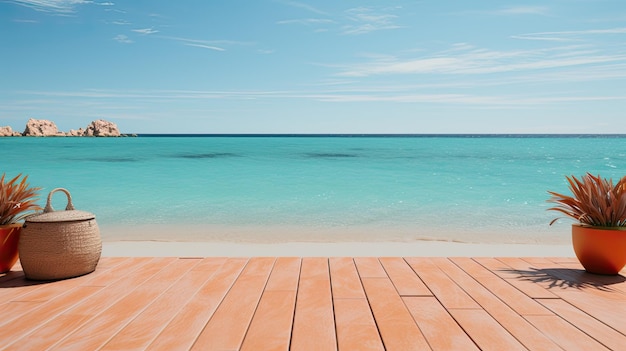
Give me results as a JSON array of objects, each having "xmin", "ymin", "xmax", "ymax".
[
  {"xmin": 26, "ymin": 209, "xmax": 95, "ymax": 223},
  {"xmin": 25, "ymin": 188, "xmax": 95, "ymax": 223}
]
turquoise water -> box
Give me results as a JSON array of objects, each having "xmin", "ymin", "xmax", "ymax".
[{"xmin": 2, "ymin": 135, "xmax": 625, "ymax": 243}]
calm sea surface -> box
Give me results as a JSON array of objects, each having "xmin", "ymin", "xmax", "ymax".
[{"xmin": 2, "ymin": 135, "xmax": 625, "ymax": 244}]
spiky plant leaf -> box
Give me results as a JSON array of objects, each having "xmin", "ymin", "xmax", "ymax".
[
  {"xmin": 0, "ymin": 173, "xmax": 42, "ymax": 225},
  {"xmin": 547, "ymin": 173, "xmax": 626, "ymax": 227}
]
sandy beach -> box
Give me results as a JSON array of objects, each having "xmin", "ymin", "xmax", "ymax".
[
  {"xmin": 99, "ymin": 223, "xmax": 574, "ymax": 257},
  {"xmin": 101, "ymin": 240, "xmax": 574, "ymax": 257}
]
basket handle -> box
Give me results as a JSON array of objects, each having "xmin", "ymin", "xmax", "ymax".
[{"xmin": 43, "ymin": 188, "xmax": 75, "ymax": 213}]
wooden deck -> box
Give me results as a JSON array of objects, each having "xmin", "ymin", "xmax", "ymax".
[{"xmin": 1, "ymin": 256, "xmax": 625, "ymax": 350}]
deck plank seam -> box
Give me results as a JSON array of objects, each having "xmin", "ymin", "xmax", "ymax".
[
  {"xmin": 326, "ymin": 258, "xmax": 341, "ymax": 351},
  {"xmin": 184, "ymin": 257, "xmax": 252, "ymax": 350},
  {"xmin": 1, "ymin": 257, "xmax": 171, "ymax": 348},
  {"xmin": 54, "ymin": 257, "xmax": 201, "ymax": 350},
  {"xmin": 237, "ymin": 257, "xmax": 279, "ymax": 350},
  {"xmin": 286, "ymin": 257, "xmax": 304, "ymax": 351},
  {"xmin": 437, "ymin": 258, "xmax": 557, "ymax": 350},
  {"xmin": 98, "ymin": 257, "xmax": 207, "ymax": 350},
  {"xmin": 401, "ymin": 257, "xmax": 435, "ymax": 296},
  {"xmin": 354, "ymin": 258, "xmax": 391, "ymax": 351}
]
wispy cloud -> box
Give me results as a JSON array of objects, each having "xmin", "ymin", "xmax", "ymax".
[
  {"xmin": 342, "ymin": 6, "xmax": 402, "ymax": 35},
  {"xmin": 110, "ymin": 19, "xmax": 130, "ymax": 25},
  {"xmin": 132, "ymin": 28, "xmax": 159, "ymax": 35},
  {"xmin": 14, "ymin": 87, "xmax": 626, "ymax": 111},
  {"xmin": 277, "ymin": 18, "xmax": 333, "ymax": 25},
  {"xmin": 495, "ymin": 6, "xmax": 549, "ymax": 15},
  {"xmin": 277, "ymin": 0, "xmax": 328, "ymax": 16},
  {"xmin": 113, "ymin": 34, "xmax": 132, "ymax": 44},
  {"xmin": 184, "ymin": 43, "xmax": 225, "ymax": 51},
  {"xmin": 158, "ymin": 36, "xmax": 257, "ymax": 51},
  {"xmin": 513, "ymin": 27, "xmax": 626, "ymax": 41},
  {"xmin": 335, "ymin": 43, "xmax": 626, "ymax": 77},
  {"xmin": 6, "ymin": 0, "xmax": 94, "ymax": 14}
]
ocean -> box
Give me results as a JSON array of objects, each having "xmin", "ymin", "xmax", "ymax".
[{"xmin": 2, "ymin": 135, "xmax": 625, "ymax": 244}]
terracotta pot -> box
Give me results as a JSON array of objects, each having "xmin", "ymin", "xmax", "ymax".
[
  {"xmin": 0, "ymin": 224, "xmax": 21, "ymax": 273},
  {"xmin": 572, "ymin": 224, "xmax": 626, "ymax": 275}
]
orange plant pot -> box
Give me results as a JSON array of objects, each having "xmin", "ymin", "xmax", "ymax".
[
  {"xmin": 0, "ymin": 224, "xmax": 21, "ymax": 273},
  {"xmin": 572, "ymin": 224, "xmax": 626, "ymax": 275}
]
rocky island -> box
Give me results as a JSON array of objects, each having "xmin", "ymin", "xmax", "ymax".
[{"xmin": 0, "ymin": 118, "xmax": 135, "ymax": 137}]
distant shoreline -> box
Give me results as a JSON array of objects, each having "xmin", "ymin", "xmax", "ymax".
[
  {"xmin": 3, "ymin": 133, "xmax": 625, "ymax": 138},
  {"xmin": 135, "ymin": 133, "xmax": 626, "ymax": 138}
]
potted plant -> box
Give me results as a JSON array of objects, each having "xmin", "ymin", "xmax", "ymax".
[
  {"xmin": 0, "ymin": 173, "xmax": 41, "ymax": 273},
  {"xmin": 547, "ymin": 173, "xmax": 626, "ymax": 275}
]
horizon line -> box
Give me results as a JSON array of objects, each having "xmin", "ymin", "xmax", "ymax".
[{"xmin": 133, "ymin": 133, "xmax": 626, "ymax": 138}]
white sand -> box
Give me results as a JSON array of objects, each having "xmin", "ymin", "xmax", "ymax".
[{"xmin": 101, "ymin": 240, "xmax": 574, "ymax": 257}]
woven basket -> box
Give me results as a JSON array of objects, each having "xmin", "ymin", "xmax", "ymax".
[{"xmin": 19, "ymin": 188, "xmax": 101, "ymax": 280}]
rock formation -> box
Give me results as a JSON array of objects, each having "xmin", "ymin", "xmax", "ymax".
[
  {"xmin": 0, "ymin": 118, "xmax": 127, "ymax": 137},
  {"xmin": 84, "ymin": 119, "xmax": 121, "ymax": 137},
  {"xmin": 22, "ymin": 118, "xmax": 63, "ymax": 136},
  {"xmin": 0, "ymin": 126, "xmax": 21, "ymax": 137}
]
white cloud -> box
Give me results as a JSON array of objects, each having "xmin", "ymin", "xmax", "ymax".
[
  {"xmin": 113, "ymin": 34, "xmax": 132, "ymax": 43},
  {"xmin": 336, "ymin": 44, "xmax": 626, "ymax": 77},
  {"xmin": 342, "ymin": 6, "xmax": 402, "ymax": 35},
  {"xmin": 513, "ymin": 27, "xmax": 626, "ymax": 41},
  {"xmin": 184, "ymin": 43, "xmax": 225, "ymax": 51},
  {"xmin": 132, "ymin": 28, "xmax": 158, "ymax": 35},
  {"xmin": 277, "ymin": 0, "xmax": 328, "ymax": 16},
  {"xmin": 157, "ymin": 36, "xmax": 251, "ymax": 51},
  {"xmin": 496, "ymin": 6, "xmax": 549, "ymax": 15},
  {"xmin": 277, "ymin": 18, "xmax": 333, "ymax": 25},
  {"xmin": 7, "ymin": 0, "xmax": 94, "ymax": 14}
]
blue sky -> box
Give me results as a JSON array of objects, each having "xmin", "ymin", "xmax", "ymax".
[{"xmin": 1, "ymin": 0, "xmax": 625, "ymax": 134}]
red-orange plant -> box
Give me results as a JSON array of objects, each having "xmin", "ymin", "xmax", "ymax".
[
  {"xmin": 0, "ymin": 173, "xmax": 42, "ymax": 225},
  {"xmin": 547, "ymin": 173, "xmax": 626, "ymax": 227}
]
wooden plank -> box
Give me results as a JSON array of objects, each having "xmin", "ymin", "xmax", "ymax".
[
  {"xmin": 525, "ymin": 315, "xmax": 611, "ymax": 350},
  {"xmin": 556, "ymin": 289, "xmax": 626, "ymax": 335},
  {"xmin": 51, "ymin": 258, "xmax": 200, "ymax": 350},
  {"xmin": 379, "ymin": 257, "xmax": 431, "ymax": 296},
  {"xmin": 354, "ymin": 257, "xmax": 387, "ymax": 278},
  {"xmin": 538, "ymin": 298, "xmax": 626, "ymax": 351},
  {"xmin": 291, "ymin": 258, "xmax": 337, "ymax": 351},
  {"xmin": 404, "ymin": 257, "xmax": 480, "ymax": 309},
  {"xmin": 452, "ymin": 257, "xmax": 552, "ymax": 315},
  {"xmin": 240, "ymin": 257, "xmax": 301, "ymax": 351},
  {"xmin": 0, "ymin": 257, "xmax": 129, "ymax": 306},
  {"xmin": 333, "ymin": 298, "xmax": 384, "ymax": 351},
  {"xmin": 240, "ymin": 291, "xmax": 297, "ymax": 351},
  {"xmin": 432, "ymin": 257, "xmax": 560, "ymax": 350},
  {"xmin": 361, "ymin": 277, "xmax": 430, "ymax": 350},
  {"xmin": 448, "ymin": 309, "xmax": 527, "ymax": 350},
  {"xmin": 265, "ymin": 257, "xmax": 301, "ymax": 291},
  {"xmin": 101, "ymin": 259, "xmax": 215, "ymax": 351},
  {"xmin": 480, "ymin": 257, "xmax": 559, "ymax": 299},
  {"xmin": 524, "ymin": 257, "xmax": 625, "ymax": 295},
  {"xmin": 0, "ymin": 255, "xmax": 623, "ymax": 351},
  {"xmin": 329, "ymin": 257, "xmax": 365, "ymax": 299},
  {"xmin": 191, "ymin": 257, "xmax": 276, "ymax": 350},
  {"xmin": 0, "ymin": 286, "xmax": 104, "ymax": 349},
  {"xmin": 0, "ymin": 257, "xmax": 171, "ymax": 349},
  {"xmin": 403, "ymin": 296, "xmax": 479, "ymax": 351},
  {"xmin": 143, "ymin": 258, "xmax": 249, "ymax": 350}
]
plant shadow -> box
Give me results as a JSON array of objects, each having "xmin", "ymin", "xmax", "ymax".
[{"xmin": 500, "ymin": 267, "xmax": 626, "ymax": 292}]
